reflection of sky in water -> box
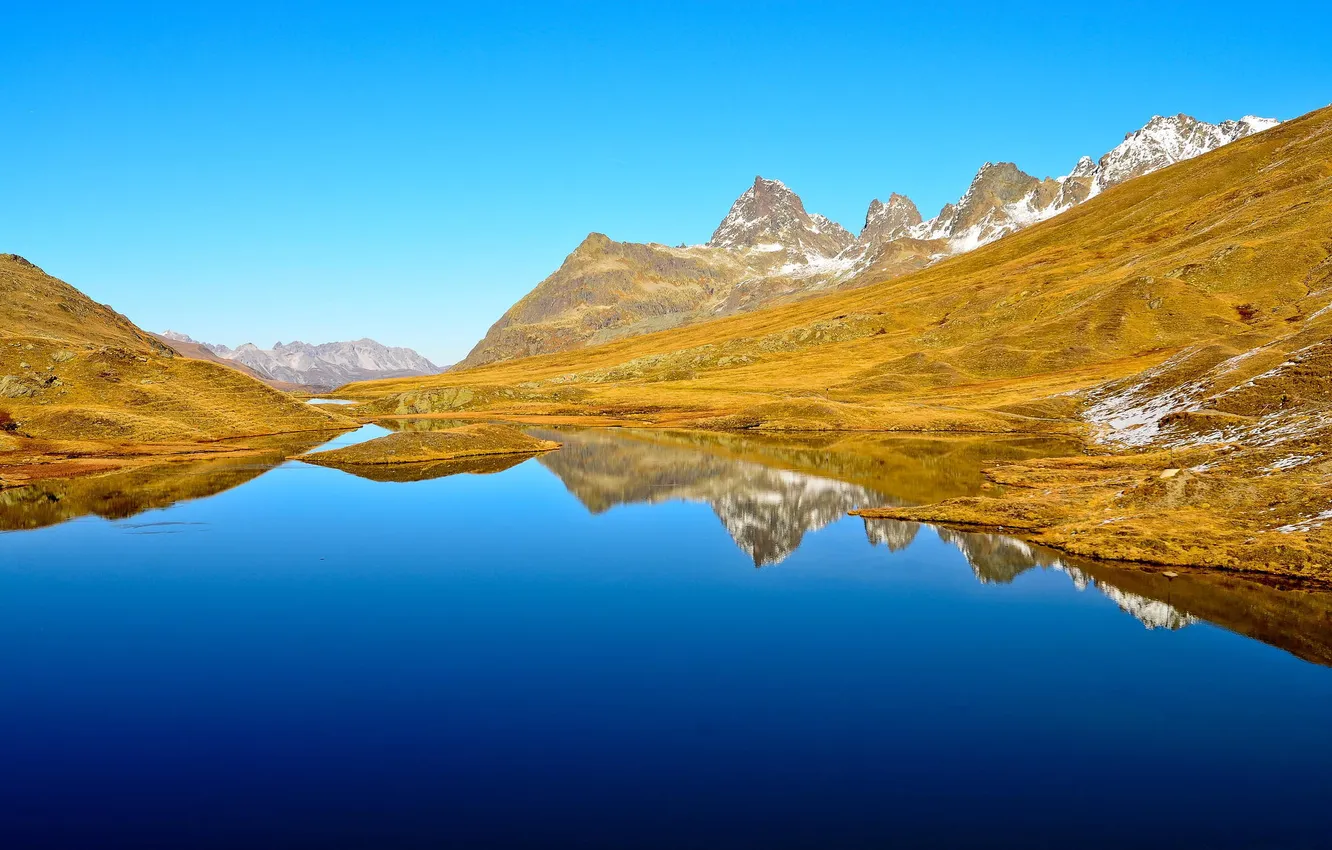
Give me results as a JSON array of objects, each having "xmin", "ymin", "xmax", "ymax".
[{"xmin": 1, "ymin": 426, "xmax": 1330, "ymax": 848}]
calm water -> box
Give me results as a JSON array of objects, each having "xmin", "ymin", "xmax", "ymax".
[{"xmin": 2, "ymin": 424, "xmax": 1330, "ymax": 849}]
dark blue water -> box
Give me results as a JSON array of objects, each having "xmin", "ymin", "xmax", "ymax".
[{"xmin": 2, "ymin": 426, "xmax": 1329, "ymax": 849}]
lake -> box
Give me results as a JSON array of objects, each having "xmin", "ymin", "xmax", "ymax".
[{"xmin": 2, "ymin": 423, "xmax": 1330, "ymax": 849}]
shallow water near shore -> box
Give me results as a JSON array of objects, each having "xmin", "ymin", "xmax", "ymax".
[{"xmin": 1, "ymin": 424, "xmax": 1330, "ymax": 848}]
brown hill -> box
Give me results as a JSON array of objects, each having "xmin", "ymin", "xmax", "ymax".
[{"xmin": 0, "ymin": 255, "xmax": 352, "ymax": 477}]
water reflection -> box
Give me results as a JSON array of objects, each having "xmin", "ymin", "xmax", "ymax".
[
  {"xmin": 1, "ymin": 422, "xmax": 1329, "ymax": 666},
  {"xmin": 321, "ymin": 453, "xmax": 531, "ymax": 483},
  {"xmin": 913, "ymin": 524, "xmax": 1198, "ymax": 630},
  {"xmin": 532, "ymin": 428, "xmax": 884, "ymax": 566},
  {"xmin": 528, "ymin": 428, "xmax": 1332, "ymax": 666},
  {"xmin": 0, "ymin": 431, "xmax": 336, "ymax": 533},
  {"xmin": 529, "ymin": 427, "xmax": 1077, "ymax": 566}
]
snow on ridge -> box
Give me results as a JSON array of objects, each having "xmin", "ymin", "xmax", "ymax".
[{"xmin": 695, "ymin": 111, "xmax": 1279, "ymax": 299}]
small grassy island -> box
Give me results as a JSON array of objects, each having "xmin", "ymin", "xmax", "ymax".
[{"xmin": 301, "ymin": 423, "xmax": 560, "ymax": 468}]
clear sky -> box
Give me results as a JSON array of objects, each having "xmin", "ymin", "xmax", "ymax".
[{"xmin": 4, "ymin": 1, "xmax": 1330, "ymax": 365}]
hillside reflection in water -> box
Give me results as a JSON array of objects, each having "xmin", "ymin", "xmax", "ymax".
[{"xmin": 4, "ymin": 423, "xmax": 1330, "ymax": 666}]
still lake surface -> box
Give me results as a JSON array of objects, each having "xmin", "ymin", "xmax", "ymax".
[{"xmin": 2, "ymin": 422, "xmax": 1330, "ymax": 848}]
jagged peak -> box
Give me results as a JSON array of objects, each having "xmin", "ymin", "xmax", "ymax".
[
  {"xmin": 751, "ymin": 174, "xmax": 793, "ymax": 193},
  {"xmin": 1094, "ymin": 111, "xmax": 1282, "ymax": 193},
  {"xmin": 860, "ymin": 193, "xmax": 922, "ymax": 243},
  {"xmin": 707, "ymin": 175, "xmax": 853, "ymax": 256},
  {"xmin": 1067, "ymin": 155, "xmax": 1097, "ymax": 179},
  {"xmin": 956, "ymin": 162, "xmax": 1038, "ymax": 208}
]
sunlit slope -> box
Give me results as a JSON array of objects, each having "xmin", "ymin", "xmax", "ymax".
[
  {"xmin": 0, "ymin": 255, "xmax": 350, "ymax": 444},
  {"xmin": 345, "ymin": 105, "xmax": 1332, "ymax": 430}
]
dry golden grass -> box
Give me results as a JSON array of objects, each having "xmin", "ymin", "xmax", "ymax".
[
  {"xmin": 302, "ymin": 423, "xmax": 559, "ymax": 468},
  {"xmin": 855, "ymin": 443, "xmax": 1332, "ymax": 581},
  {"xmin": 0, "ymin": 255, "xmax": 354, "ymax": 476}
]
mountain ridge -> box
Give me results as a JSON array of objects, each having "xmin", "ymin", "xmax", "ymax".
[
  {"xmin": 459, "ymin": 111, "xmax": 1279, "ymax": 369},
  {"xmin": 160, "ymin": 331, "xmax": 442, "ymax": 390}
]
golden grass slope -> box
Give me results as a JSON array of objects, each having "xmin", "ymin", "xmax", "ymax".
[
  {"xmin": 0, "ymin": 255, "xmax": 352, "ymax": 468},
  {"xmin": 303, "ymin": 423, "xmax": 559, "ymax": 467},
  {"xmin": 343, "ymin": 105, "xmax": 1332, "ymax": 433}
]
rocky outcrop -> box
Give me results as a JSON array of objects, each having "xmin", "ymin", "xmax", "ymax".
[{"xmin": 858, "ymin": 193, "xmax": 923, "ymax": 247}]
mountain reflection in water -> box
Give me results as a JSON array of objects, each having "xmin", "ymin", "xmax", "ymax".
[
  {"xmin": 530, "ymin": 427, "xmax": 1332, "ymax": 665},
  {"xmin": 2, "ymin": 422, "xmax": 1330, "ymax": 666}
]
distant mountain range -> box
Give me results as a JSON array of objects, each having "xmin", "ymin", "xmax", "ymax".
[
  {"xmin": 157, "ymin": 332, "xmax": 443, "ymax": 390},
  {"xmin": 460, "ymin": 113, "xmax": 1278, "ymax": 368}
]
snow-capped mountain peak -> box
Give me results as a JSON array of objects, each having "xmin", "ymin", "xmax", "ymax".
[
  {"xmin": 896, "ymin": 112, "xmax": 1281, "ymax": 254},
  {"xmin": 1091, "ymin": 112, "xmax": 1279, "ymax": 193},
  {"xmin": 1068, "ymin": 155, "xmax": 1097, "ymax": 179},
  {"xmin": 708, "ymin": 175, "xmax": 855, "ymax": 262}
]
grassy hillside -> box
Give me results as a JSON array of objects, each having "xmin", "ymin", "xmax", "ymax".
[
  {"xmin": 338, "ymin": 105, "xmax": 1332, "ymax": 577},
  {"xmin": 345, "ymin": 106, "xmax": 1331, "ymax": 429},
  {"xmin": 0, "ymin": 255, "xmax": 351, "ymax": 474}
]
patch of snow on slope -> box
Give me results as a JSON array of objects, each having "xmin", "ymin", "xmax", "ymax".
[
  {"xmin": 1277, "ymin": 510, "xmax": 1332, "ymax": 534},
  {"xmin": 777, "ymin": 251, "xmax": 860, "ymax": 280},
  {"xmin": 1082, "ymin": 351, "xmax": 1213, "ymax": 446}
]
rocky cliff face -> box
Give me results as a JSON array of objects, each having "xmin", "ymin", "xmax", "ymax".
[
  {"xmin": 164, "ymin": 332, "xmax": 440, "ymax": 390},
  {"xmin": 859, "ymin": 193, "xmax": 923, "ymax": 246},
  {"xmin": 460, "ymin": 112, "xmax": 1279, "ymax": 368}
]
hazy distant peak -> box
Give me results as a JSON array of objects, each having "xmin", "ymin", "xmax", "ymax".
[{"xmin": 162, "ymin": 332, "xmax": 442, "ymax": 389}]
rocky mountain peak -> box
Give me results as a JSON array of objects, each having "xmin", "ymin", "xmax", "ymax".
[
  {"xmin": 860, "ymin": 193, "xmax": 922, "ymax": 245},
  {"xmin": 708, "ymin": 175, "xmax": 854, "ymax": 259},
  {"xmin": 1068, "ymin": 155, "xmax": 1097, "ymax": 178},
  {"xmin": 573, "ymin": 232, "xmax": 614, "ymax": 253},
  {"xmin": 1092, "ymin": 112, "xmax": 1280, "ymax": 192},
  {"xmin": 708, "ymin": 176, "xmax": 808, "ymax": 247},
  {"xmin": 913, "ymin": 162, "xmax": 1049, "ymax": 248},
  {"xmin": 958, "ymin": 162, "xmax": 1040, "ymax": 211},
  {"xmin": 460, "ymin": 108, "xmax": 1285, "ymax": 369}
]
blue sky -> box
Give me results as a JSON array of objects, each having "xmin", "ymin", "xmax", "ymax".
[{"xmin": 4, "ymin": 1, "xmax": 1330, "ymax": 365}]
